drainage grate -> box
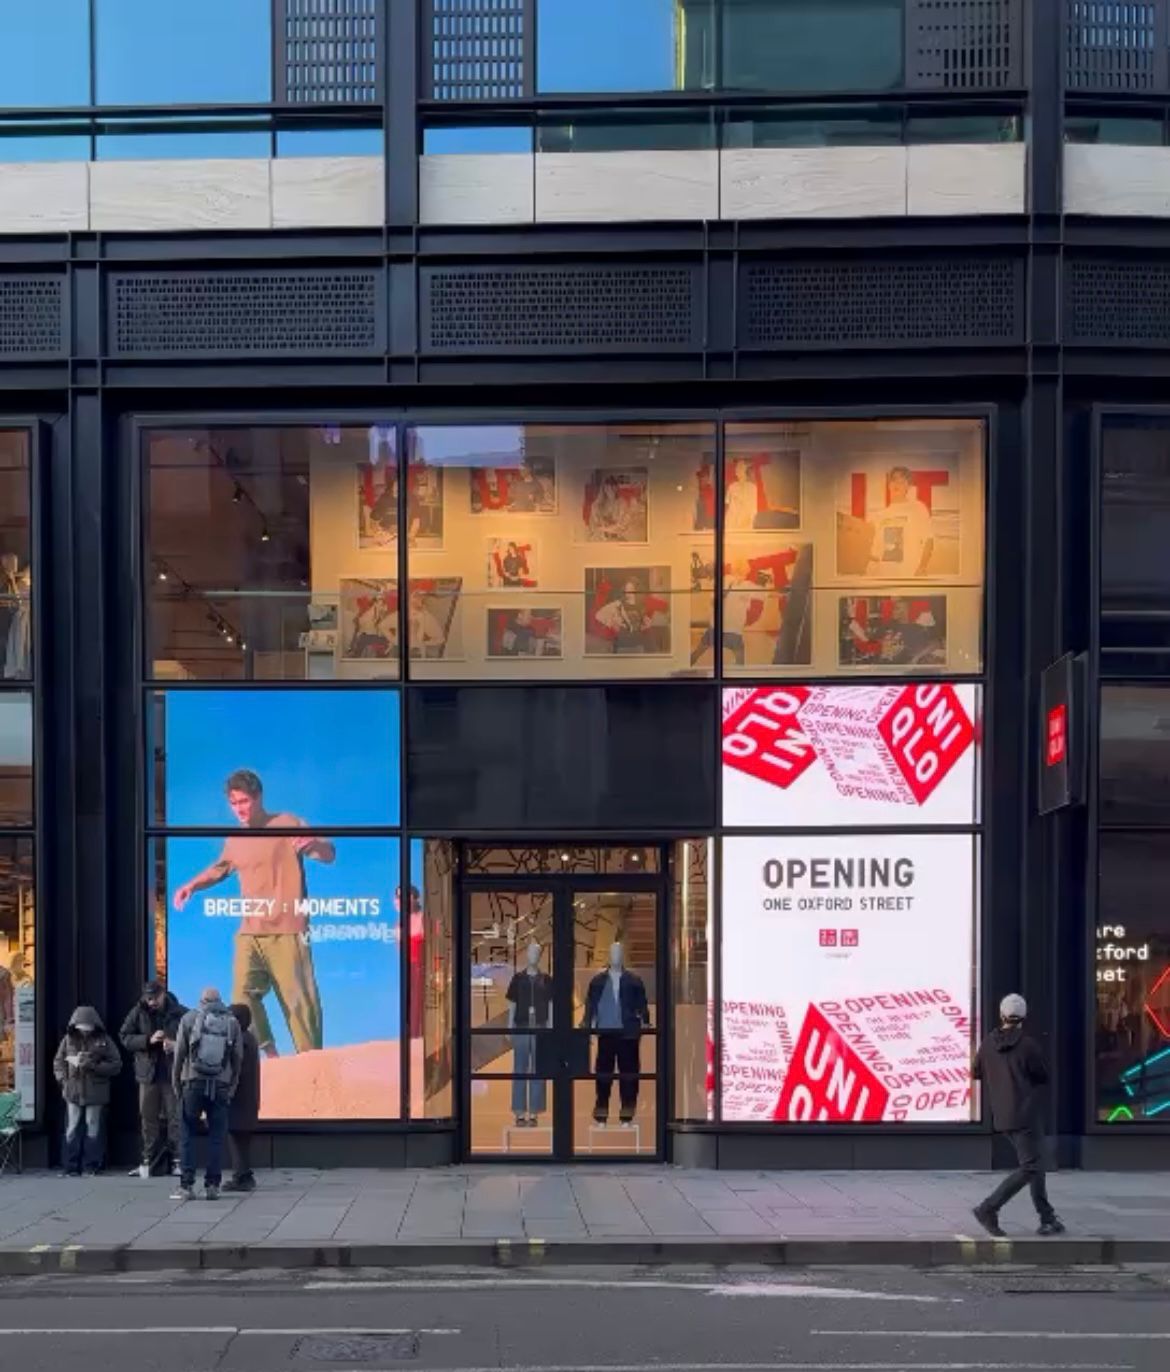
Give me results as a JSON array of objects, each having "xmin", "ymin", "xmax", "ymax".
[{"xmin": 292, "ymin": 1333, "xmax": 420, "ymax": 1362}]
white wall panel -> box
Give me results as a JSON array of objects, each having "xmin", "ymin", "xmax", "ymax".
[
  {"xmin": 721, "ymin": 146, "xmax": 907, "ymax": 219},
  {"xmin": 0, "ymin": 163, "xmax": 89, "ymax": 233},
  {"xmin": 271, "ymin": 156, "xmax": 384, "ymax": 229},
  {"xmin": 908, "ymin": 143, "xmax": 1026, "ymax": 216},
  {"xmin": 90, "ymin": 160, "xmax": 272, "ymax": 232},
  {"xmin": 536, "ymin": 151, "xmax": 719, "ymax": 222},
  {"xmin": 1065, "ymin": 144, "xmax": 1170, "ymax": 216},
  {"xmin": 419, "ymin": 154, "xmax": 534, "ymax": 224}
]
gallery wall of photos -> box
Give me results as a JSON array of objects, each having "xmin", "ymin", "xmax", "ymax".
[{"xmin": 145, "ymin": 417, "xmax": 985, "ymax": 682}]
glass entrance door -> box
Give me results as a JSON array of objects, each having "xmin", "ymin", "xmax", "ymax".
[{"xmin": 462, "ymin": 864, "xmax": 664, "ymax": 1161}]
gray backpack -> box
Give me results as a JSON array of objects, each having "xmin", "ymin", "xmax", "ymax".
[{"xmin": 191, "ymin": 1007, "xmax": 235, "ymax": 1078}]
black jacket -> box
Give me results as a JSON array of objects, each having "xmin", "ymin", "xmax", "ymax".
[
  {"xmin": 230, "ymin": 1028, "xmax": 261, "ymax": 1131},
  {"xmin": 583, "ymin": 969, "xmax": 651, "ymax": 1032},
  {"xmin": 973, "ymin": 1024, "xmax": 1048, "ymax": 1133},
  {"xmin": 120, "ymin": 993, "xmax": 186, "ymax": 1086}
]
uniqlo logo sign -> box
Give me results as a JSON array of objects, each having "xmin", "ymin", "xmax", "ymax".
[
  {"xmin": 721, "ymin": 687, "xmax": 815, "ymax": 790},
  {"xmin": 722, "ymin": 683, "xmax": 978, "ymax": 827},
  {"xmin": 1046, "ymin": 703, "xmax": 1067, "ymax": 768},
  {"xmin": 819, "ymin": 928, "xmax": 838, "ymax": 947},
  {"xmin": 841, "ymin": 929, "xmax": 859, "ymax": 948},
  {"xmin": 773, "ymin": 1005, "xmax": 890, "ymax": 1123}
]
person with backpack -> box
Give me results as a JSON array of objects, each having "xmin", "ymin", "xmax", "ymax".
[
  {"xmin": 171, "ymin": 986, "xmax": 243, "ymax": 1201},
  {"xmin": 120, "ymin": 979, "xmax": 186, "ymax": 1178},
  {"xmin": 53, "ymin": 1006, "xmax": 122, "ymax": 1176}
]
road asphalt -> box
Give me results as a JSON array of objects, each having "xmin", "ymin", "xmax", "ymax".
[{"xmin": 0, "ymin": 1263, "xmax": 1169, "ymax": 1372}]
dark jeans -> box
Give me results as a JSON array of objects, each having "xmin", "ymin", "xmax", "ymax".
[
  {"xmin": 139, "ymin": 1080, "xmax": 179, "ymax": 1169},
  {"xmin": 981, "ymin": 1128, "xmax": 1055, "ymax": 1222},
  {"xmin": 594, "ymin": 1033, "xmax": 640, "ymax": 1119},
  {"xmin": 180, "ymin": 1082, "xmax": 230, "ymax": 1188},
  {"xmin": 229, "ymin": 1130, "xmax": 254, "ymax": 1183},
  {"xmin": 63, "ymin": 1102, "xmax": 104, "ymax": 1172}
]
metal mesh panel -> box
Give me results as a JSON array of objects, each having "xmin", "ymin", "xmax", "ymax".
[
  {"xmin": 276, "ymin": 0, "xmax": 381, "ymax": 104},
  {"xmin": 741, "ymin": 259, "xmax": 1021, "ymax": 349},
  {"xmin": 422, "ymin": 264, "xmax": 697, "ymax": 352},
  {"xmin": 110, "ymin": 270, "xmax": 381, "ymax": 357},
  {"xmin": 1066, "ymin": 1, "xmax": 1168, "ymax": 92},
  {"xmin": 0, "ymin": 276, "xmax": 65, "ymax": 357},
  {"xmin": 906, "ymin": 0, "xmax": 1023, "ymax": 88},
  {"xmin": 1066, "ymin": 259, "xmax": 1170, "ymax": 343},
  {"xmin": 425, "ymin": 0, "xmax": 531, "ymax": 100}
]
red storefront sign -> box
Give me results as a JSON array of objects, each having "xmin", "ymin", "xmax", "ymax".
[{"xmin": 773, "ymin": 1004, "xmax": 890, "ymax": 1123}]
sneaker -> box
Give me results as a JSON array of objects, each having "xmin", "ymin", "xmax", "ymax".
[
  {"xmin": 222, "ymin": 1177, "xmax": 255, "ymax": 1194},
  {"xmin": 84, "ymin": 1168, "xmax": 101, "ymax": 1178},
  {"xmin": 204, "ymin": 1184, "xmax": 220, "ymax": 1201},
  {"xmin": 171, "ymin": 1159, "xmax": 181, "ymax": 1177},
  {"xmin": 1038, "ymin": 1216, "xmax": 1066, "ymax": 1236},
  {"xmin": 170, "ymin": 1184, "xmax": 194, "ymax": 1202},
  {"xmin": 131, "ymin": 1163, "xmax": 150, "ymax": 1179},
  {"xmin": 972, "ymin": 1205, "xmax": 1005, "ymax": 1237}
]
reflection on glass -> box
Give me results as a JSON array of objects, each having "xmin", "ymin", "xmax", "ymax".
[
  {"xmin": 0, "ymin": 126, "xmax": 91, "ymax": 161},
  {"xmin": 905, "ymin": 115, "xmax": 1022, "ymax": 145},
  {"xmin": 405, "ymin": 423, "xmax": 716, "ymax": 680},
  {"xmin": 468, "ymin": 889, "xmax": 555, "ymax": 1033},
  {"xmin": 465, "ymin": 845, "xmax": 660, "ymax": 876},
  {"xmin": 151, "ymin": 688, "xmax": 400, "ymax": 827},
  {"xmin": 0, "ymin": 434, "xmax": 31, "ymax": 683},
  {"xmin": 0, "ymin": 838, "xmax": 35, "ymax": 1121},
  {"xmin": 94, "ymin": 0, "xmax": 273, "ymax": 105},
  {"xmin": 724, "ymin": 106, "xmax": 900, "ymax": 149},
  {"xmin": 1100, "ymin": 686, "xmax": 1170, "ymax": 826},
  {"xmin": 412, "ymin": 839, "xmax": 455, "ymax": 1120},
  {"xmin": 671, "ymin": 839, "xmax": 712, "ymax": 1121},
  {"xmin": 276, "ymin": 127, "xmax": 384, "ymax": 157},
  {"xmin": 96, "ymin": 128, "xmax": 271, "ymax": 159},
  {"xmin": 1096, "ymin": 834, "xmax": 1170, "ymax": 1122},
  {"xmin": 0, "ymin": 4, "xmax": 91, "ymax": 107},
  {"xmin": 537, "ymin": 0, "xmax": 714, "ymax": 93},
  {"xmin": 0, "ymin": 695, "xmax": 33, "ymax": 827},
  {"xmin": 159, "ymin": 835, "xmax": 401, "ymax": 1121},
  {"xmin": 1066, "ymin": 116, "xmax": 1164, "ymax": 146},
  {"xmin": 537, "ymin": 111, "xmax": 716, "ymax": 154},
  {"xmin": 1102, "ymin": 419, "xmax": 1170, "ymax": 614},
  {"xmin": 722, "ymin": 0, "xmax": 903, "ymax": 92},
  {"xmin": 718, "ymin": 419, "xmax": 985, "ymax": 677},
  {"xmin": 146, "ymin": 425, "xmax": 400, "ymax": 682},
  {"xmin": 423, "ymin": 125, "xmax": 534, "ymax": 154}
]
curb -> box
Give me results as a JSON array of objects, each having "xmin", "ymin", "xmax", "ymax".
[{"xmin": 1, "ymin": 1235, "xmax": 1168, "ymax": 1276}]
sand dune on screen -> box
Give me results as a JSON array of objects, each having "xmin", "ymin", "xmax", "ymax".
[{"xmin": 259, "ymin": 1039, "xmax": 401, "ymax": 1120}]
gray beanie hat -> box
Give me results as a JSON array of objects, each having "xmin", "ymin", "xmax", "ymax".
[{"xmin": 1000, "ymin": 993, "xmax": 1027, "ymax": 1021}]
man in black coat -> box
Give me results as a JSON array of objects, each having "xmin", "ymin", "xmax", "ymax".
[
  {"xmin": 120, "ymin": 980, "xmax": 186, "ymax": 1178},
  {"xmin": 224, "ymin": 1002, "xmax": 261, "ymax": 1192},
  {"xmin": 972, "ymin": 993, "xmax": 1065, "ymax": 1237}
]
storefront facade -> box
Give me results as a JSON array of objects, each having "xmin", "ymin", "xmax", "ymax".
[{"xmin": 0, "ymin": 2, "xmax": 1167, "ymax": 1168}]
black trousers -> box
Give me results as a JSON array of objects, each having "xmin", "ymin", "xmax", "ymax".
[
  {"xmin": 594, "ymin": 1033, "xmax": 640, "ymax": 1117},
  {"xmin": 981, "ymin": 1128, "xmax": 1055, "ymax": 1222},
  {"xmin": 229, "ymin": 1130, "xmax": 254, "ymax": 1182}
]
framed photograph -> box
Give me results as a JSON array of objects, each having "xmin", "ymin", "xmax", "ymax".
[
  {"xmin": 339, "ymin": 577, "xmax": 399, "ymax": 661},
  {"xmin": 691, "ymin": 458, "xmax": 716, "ymax": 533},
  {"xmin": 835, "ymin": 454, "xmax": 961, "ymax": 580},
  {"xmin": 579, "ymin": 468, "xmax": 649, "ymax": 544},
  {"xmin": 724, "ymin": 450, "xmax": 802, "ymax": 532},
  {"xmin": 486, "ymin": 607, "xmax": 563, "ymax": 659},
  {"xmin": 838, "ymin": 595, "xmax": 948, "ymax": 668},
  {"xmin": 712, "ymin": 541, "xmax": 813, "ymax": 670},
  {"xmin": 486, "ymin": 537, "xmax": 539, "ymax": 590},
  {"xmin": 469, "ymin": 458, "xmax": 557, "ymax": 515},
  {"xmin": 406, "ymin": 463, "xmax": 445, "ymax": 550},
  {"xmin": 356, "ymin": 463, "xmax": 398, "ymax": 550},
  {"xmin": 408, "ymin": 577, "xmax": 463, "ymax": 660},
  {"xmin": 584, "ymin": 566, "xmax": 671, "ymax": 656}
]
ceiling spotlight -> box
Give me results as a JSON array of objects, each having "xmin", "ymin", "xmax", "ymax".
[
  {"xmin": 260, "ymin": 526, "xmax": 271, "ymax": 543},
  {"xmin": 157, "ymin": 570, "xmax": 168, "ymax": 582}
]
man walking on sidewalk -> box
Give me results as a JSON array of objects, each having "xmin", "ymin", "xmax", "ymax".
[{"xmin": 972, "ymin": 993, "xmax": 1065, "ymax": 1237}]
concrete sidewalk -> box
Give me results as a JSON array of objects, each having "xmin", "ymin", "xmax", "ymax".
[{"xmin": 0, "ymin": 1166, "xmax": 1168, "ymax": 1273}]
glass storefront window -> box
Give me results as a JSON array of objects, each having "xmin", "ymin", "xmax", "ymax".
[
  {"xmin": 719, "ymin": 419, "xmax": 985, "ymax": 677},
  {"xmin": 721, "ymin": 0, "xmax": 904, "ymax": 93},
  {"xmin": 1100, "ymin": 685, "xmax": 1170, "ymax": 826},
  {"xmin": 536, "ymin": 0, "xmax": 715, "ymax": 93},
  {"xmin": 94, "ymin": 0, "xmax": 273, "ymax": 106},
  {"xmin": 0, "ymin": 432, "xmax": 32, "ymax": 683},
  {"xmin": 1102, "ymin": 416, "xmax": 1170, "ymax": 615},
  {"xmin": 411, "ymin": 839, "xmax": 455, "ymax": 1121},
  {"xmin": 154, "ymin": 834, "xmax": 401, "ymax": 1121},
  {"xmin": 0, "ymin": 694, "xmax": 33, "ymax": 828},
  {"xmin": 146, "ymin": 425, "xmax": 402, "ymax": 682},
  {"xmin": 671, "ymin": 839, "xmax": 713, "ymax": 1121},
  {"xmin": 1095, "ymin": 834, "xmax": 1170, "ymax": 1123},
  {"xmin": 0, "ymin": 839, "xmax": 35, "ymax": 1122},
  {"xmin": 720, "ymin": 832, "xmax": 979, "ymax": 1123},
  {"xmin": 0, "ymin": 4, "xmax": 91, "ymax": 107},
  {"xmin": 405, "ymin": 423, "xmax": 717, "ymax": 680}
]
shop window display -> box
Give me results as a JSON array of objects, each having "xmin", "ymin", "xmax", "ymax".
[
  {"xmin": 0, "ymin": 840, "xmax": 34, "ymax": 1122},
  {"xmin": 411, "ymin": 838, "xmax": 455, "ymax": 1121},
  {"xmin": 149, "ymin": 688, "xmax": 402, "ymax": 1121},
  {"xmin": 405, "ymin": 423, "xmax": 717, "ymax": 680},
  {"xmin": 146, "ymin": 425, "xmax": 405, "ymax": 682},
  {"xmin": 0, "ymin": 433, "xmax": 31, "ymax": 683},
  {"xmin": 719, "ymin": 419, "xmax": 985, "ymax": 677}
]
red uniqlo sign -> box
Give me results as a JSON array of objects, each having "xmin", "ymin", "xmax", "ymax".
[
  {"xmin": 1046, "ymin": 703, "xmax": 1067, "ymax": 768},
  {"xmin": 722, "ymin": 684, "xmax": 978, "ymax": 826},
  {"xmin": 773, "ymin": 1004, "xmax": 890, "ymax": 1123}
]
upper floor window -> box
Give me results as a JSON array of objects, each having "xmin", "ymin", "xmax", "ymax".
[
  {"xmin": 721, "ymin": 0, "xmax": 904, "ymax": 93},
  {"xmin": 94, "ymin": 0, "xmax": 273, "ymax": 106},
  {"xmin": 1102, "ymin": 416, "xmax": 1170, "ymax": 617},
  {"xmin": 0, "ymin": 3, "xmax": 92, "ymax": 107},
  {"xmin": 536, "ymin": 0, "xmax": 716, "ymax": 93}
]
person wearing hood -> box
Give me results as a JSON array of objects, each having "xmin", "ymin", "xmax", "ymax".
[
  {"xmin": 972, "ymin": 994, "xmax": 1065, "ymax": 1237},
  {"xmin": 171, "ymin": 987, "xmax": 242, "ymax": 1202},
  {"xmin": 120, "ymin": 979, "xmax": 186, "ymax": 1178},
  {"xmin": 52, "ymin": 1006, "xmax": 122, "ymax": 1177}
]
